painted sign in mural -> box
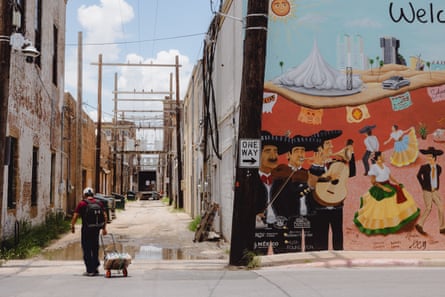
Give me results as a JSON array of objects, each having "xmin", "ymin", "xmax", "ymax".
[{"xmin": 255, "ymin": 0, "xmax": 445, "ymax": 254}]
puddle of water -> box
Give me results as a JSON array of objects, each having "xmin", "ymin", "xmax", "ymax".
[{"xmin": 42, "ymin": 242, "xmax": 196, "ymax": 260}]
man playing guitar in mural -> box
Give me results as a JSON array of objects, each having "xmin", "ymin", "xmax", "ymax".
[{"xmin": 307, "ymin": 130, "xmax": 349, "ymax": 251}]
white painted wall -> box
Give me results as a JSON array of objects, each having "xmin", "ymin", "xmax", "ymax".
[{"xmin": 183, "ymin": 1, "xmax": 244, "ymax": 241}]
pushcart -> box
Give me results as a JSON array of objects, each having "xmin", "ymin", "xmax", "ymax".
[{"xmin": 100, "ymin": 233, "xmax": 132, "ymax": 278}]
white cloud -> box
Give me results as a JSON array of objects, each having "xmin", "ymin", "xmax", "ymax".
[
  {"xmin": 65, "ymin": 0, "xmax": 195, "ymax": 123},
  {"xmin": 115, "ymin": 50, "xmax": 193, "ymax": 121}
]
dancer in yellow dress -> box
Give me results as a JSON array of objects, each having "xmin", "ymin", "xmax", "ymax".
[
  {"xmin": 383, "ymin": 124, "xmax": 418, "ymax": 167},
  {"xmin": 354, "ymin": 152, "xmax": 420, "ymax": 235}
]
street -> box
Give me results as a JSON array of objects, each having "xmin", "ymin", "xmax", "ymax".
[
  {"xmin": 41, "ymin": 199, "xmax": 229, "ymax": 261},
  {"xmin": 1, "ymin": 261, "xmax": 445, "ymax": 297}
]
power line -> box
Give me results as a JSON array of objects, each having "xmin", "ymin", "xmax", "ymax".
[{"xmin": 65, "ymin": 32, "xmax": 206, "ymax": 47}]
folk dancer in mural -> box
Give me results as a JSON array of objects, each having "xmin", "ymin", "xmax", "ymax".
[
  {"xmin": 353, "ymin": 151, "xmax": 420, "ymax": 235},
  {"xmin": 271, "ymin": 135, "xmax": 318, "ymax": 251},
  {"xmin": 383, "ymin": 124, "xmax": 418, "ymax": 167},
  {"xmin": 415, "ymin": 146, "xmax": 445, "ymax": 235},
  {"xmin": 307, "ymin": 130, "xmax": 348, "ymax": 251},
  {"xmin": 359, "ymin": 124, "xmax": 379, "ymax": 175}
]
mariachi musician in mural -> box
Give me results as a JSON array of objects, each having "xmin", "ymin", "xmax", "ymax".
[
  {"xmin": 254, "ymin": 131, "xmax": 290, "ymax": 254},
  {"xmin": 270, "ymin": 134, "xmax": 317, "ymax": 252},
  {"xmin": 306, "ymin": 130, "xmax": 349, "ymax": 251}
]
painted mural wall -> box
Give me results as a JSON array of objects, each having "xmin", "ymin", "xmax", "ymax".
[{"xmin": 254, "ymin": 0, "xmax": 445, "ymax": 254}]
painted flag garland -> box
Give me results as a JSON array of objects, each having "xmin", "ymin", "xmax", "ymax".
[{"xmin": 346, "ymin": 104, "xmax": 370, "ymax": 123}]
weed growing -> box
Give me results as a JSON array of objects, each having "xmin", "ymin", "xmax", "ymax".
[{"xmin": 0, "ymin": 213, "xmax": 70, "ymax": 260}]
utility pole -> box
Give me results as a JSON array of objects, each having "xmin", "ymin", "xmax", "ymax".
[
  {"xmin": 229, "ymin": 0, "xmax": 269, "ymax": 266},
  {"xmin": 91, "ymin": 58, "xmax": 181, "ymax": 197},
  {"xmin": 112, "ymin": 72, "xmax": 118, "ymax": 193},
  {"xmin": 0, "ymin": 0, "xmax": 12, "ymax": 219},
  {"xmin": 75, "ymin": 32, "xmax": 83, "ymax": 205},
  {"xmin": 95, "ymin": 54, "xmax": 103, "ymax": 194},
  {"xmin": 175, "ymin": 55, "xmax": 184, "ymax": 209}
]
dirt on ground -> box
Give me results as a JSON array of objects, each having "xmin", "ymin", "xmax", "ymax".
[{"xmin": 42, "ymin": 199, "xmax": 229, "ymax": 261}]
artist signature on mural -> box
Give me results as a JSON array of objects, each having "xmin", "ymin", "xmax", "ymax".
[{"xmin": 405, "ymin": 233, "xmax": 427, "ymax": 250}]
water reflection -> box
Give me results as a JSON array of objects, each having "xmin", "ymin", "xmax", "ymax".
[{"xmin": 42, "ymin": 242, "xmax": 196, "ymax": 261}]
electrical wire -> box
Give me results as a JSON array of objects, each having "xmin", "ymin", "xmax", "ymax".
[
  {"xmin": 202, "ymin": 14, "xmax": 222, "ymax": 161},
  {"xmin": 65, "ymin": 32, "xmax": 207, "ymax": 47}
]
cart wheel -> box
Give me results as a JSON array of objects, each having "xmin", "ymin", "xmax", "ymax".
[
  {"xmin": 122, "ymin": 267, "xmax": 128, "ymax": 277},
  {"xmin": 105, "ymin": 270, "xmax": 111, "ymax": 278}
]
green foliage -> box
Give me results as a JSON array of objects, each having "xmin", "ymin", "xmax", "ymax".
[
  {"xmin": 243, "ymin": 250, "xmax": 261, "ymax": 269},
  {"xmin": 0, "ymin": 212, "xmax": 70, "ymax": 260},
  {"xmin": 188, "ymin": 215, "xmax": 201, "ymax": 232}
]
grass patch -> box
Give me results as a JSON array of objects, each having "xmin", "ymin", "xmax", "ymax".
[
  {"xmin": 243, "ymin": 250, "xmax": 261, "ymax": 269},
  {"xmin": 0, "ymin": 212, "xmax": 70, "ymax": 260},
  {"xmin": 188, "ymin": 215, "xmax": 201, "ymax": 232}
]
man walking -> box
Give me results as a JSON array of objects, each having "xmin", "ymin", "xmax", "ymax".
[{"xmin": 71, "ymin": 187, "xmax": 108, "ymax": 276}]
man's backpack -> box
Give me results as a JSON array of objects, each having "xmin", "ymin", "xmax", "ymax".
[{"xmin": 83, "ymin": 199, "xmax": 105, "ymax": 228}]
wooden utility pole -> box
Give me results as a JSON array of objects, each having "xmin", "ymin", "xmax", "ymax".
[
  {"xmin": 95, "ymin": 54, "xmax": 103, "ymax": 193},
  {"xmin": 112, "ymin": 72, "xmax": 118, "ymax": 193},
  {"xmin": 75, "ymin": 32, "xmax": 83, "ymax": 205},
  {"xmin": 175, "ymin": 55, "xmax": 184, "ymax": 208},
  {"xmin": 0, "ymin": 0, "xmax": 12, "ymax": 217},
  {"xmin": 229, "ymin": 0, "xmax": 269, "ymax": 266}
]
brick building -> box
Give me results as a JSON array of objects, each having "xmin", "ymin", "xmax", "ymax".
[
  {"xmin": 0, "ymin": 1, "xmax": 68, "ymax": 238},
  {"xmin": 62, "ymin": 93, "xmax": 114, "ymax": 214}
]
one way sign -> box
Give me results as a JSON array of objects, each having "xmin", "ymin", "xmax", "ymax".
[{"xmin": 239, "ymin": 139, "xmax": 260, "ymax": 168}]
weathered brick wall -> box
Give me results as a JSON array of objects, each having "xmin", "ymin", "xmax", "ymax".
[{"xmin": 1, "ymin": 1, "xmax": 67, "ymax": 238}]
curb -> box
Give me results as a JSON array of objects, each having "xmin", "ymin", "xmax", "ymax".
[{"xmin": 258, "ymin": 251, "xmax": 445, "ymax": 268}]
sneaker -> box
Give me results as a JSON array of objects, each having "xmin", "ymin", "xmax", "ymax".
[{"xmin": 83, "ymin": 272, "xmax": 96, "ymax": 277}]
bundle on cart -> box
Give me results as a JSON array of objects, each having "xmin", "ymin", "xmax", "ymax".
[{"xmin": 104, "ymin": 252, "xmax": 132, "ymax": 270}]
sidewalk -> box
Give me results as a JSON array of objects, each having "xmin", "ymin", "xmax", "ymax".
[
  {"xmin": 2, "ymin": 250, "xmax": 445, "ymax": 276},
  {"xmin": 259, "ymin": 250, "xmax": 445, "ymax": 268}
]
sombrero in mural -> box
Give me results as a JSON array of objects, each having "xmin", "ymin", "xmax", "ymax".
[
  {"xmin": 310, "ymin": 130, "xmax": 342, "ymax": 141},
  {"xmin": 419, "ymin": 146, "xmax": 444, "ymax": 157},
  {"xmin": 359, "ymin": 124, "xmax": 376, "ymax": 134},
  {"xmin": 289, "ymin": 135, "xmax": 321, "ymax": 152},
  {"xmin": 261, "ymin": 131, "xmax": 290, "ymax": 155}
]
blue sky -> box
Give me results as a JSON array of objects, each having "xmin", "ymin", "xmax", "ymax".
[{"xmin": 65, "ymin": 0, "xmax": 218, "ymax": 122}]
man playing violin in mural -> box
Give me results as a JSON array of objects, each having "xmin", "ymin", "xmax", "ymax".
[
  {"xmin": 307, "ymin": 130, "xmax": 348, "ymax": 251},
  {"xmin": 253, "ymin": 131, "xmax": 290, "ymax": 254},
  {"xmin": 255, "ymin": 131, "xmax": 289, "ymax": 228},
  {"xmin": 270, "ymin": 135, "xmax": 318, "ymax": 252}
]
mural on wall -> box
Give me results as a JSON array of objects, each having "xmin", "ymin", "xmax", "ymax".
[{"xmin": 254, "ymin": 0, "xmax": 445, "ymax": 254}]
